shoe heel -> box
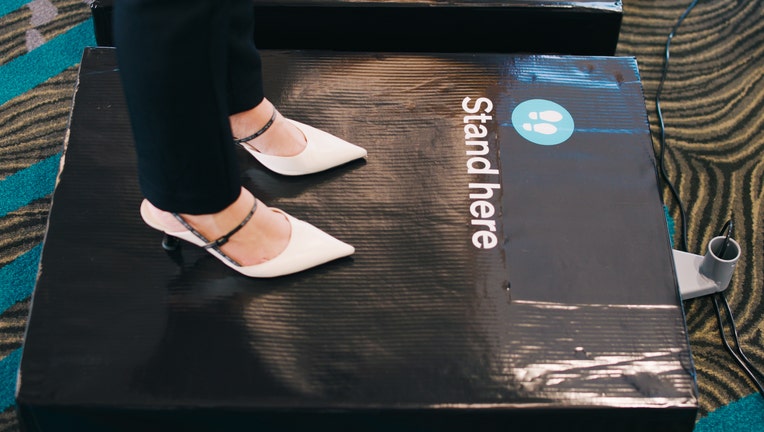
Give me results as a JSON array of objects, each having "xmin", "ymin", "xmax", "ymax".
[{"xmin": 161, "ymin": 234, "xmax": 180, "ymax": 251}]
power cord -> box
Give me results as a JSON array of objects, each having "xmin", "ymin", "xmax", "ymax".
[
  {"xmin": 654, "ymin": 0, "xmax": 764, "ymax": 398},
  {"xmin": 713, "ymin": 293, "xmax": 764, "ymax": 396},
  {"xmin": 654, "ymin": 0, "xmax": 699, "ymax": 253},
  {"xmin": 711, "ymin": 220, "xmax": 764, "ymax": 397}
]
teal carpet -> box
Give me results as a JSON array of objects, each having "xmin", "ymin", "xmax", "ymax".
[{"xmin": 1, "ymin": 0, "xmax": 762, "ymax": 430}]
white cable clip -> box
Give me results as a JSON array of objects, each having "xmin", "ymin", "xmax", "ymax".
[{"xmin": 673, "ymin": 236, "xmax": 741, "ymax": 300}]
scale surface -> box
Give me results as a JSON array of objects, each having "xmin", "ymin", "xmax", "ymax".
[{"xmin": 17, "ymin": 47, "xmax": 696, "ymax": 431}]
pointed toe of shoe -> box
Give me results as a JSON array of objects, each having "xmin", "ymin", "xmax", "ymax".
[
  {"xmin": 238, "ymin": 212, "xmax": 354, "ymax": 278},
  {"xmin": 248, "ymin": 119, "xmax": 367, "ymax": 176}
]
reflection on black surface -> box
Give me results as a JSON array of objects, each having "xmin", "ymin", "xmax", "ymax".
[
  {"xmin": 135, "ymin": 236, "xmax": 523, "ymax": 405},
  {"xmin": 241, "ymin": 147, "xmax": 367, "ymax": 202},
  {"xmin": 238, "ymin": 279, "xmax": 529, "ymax": 404},
  {"xmin": 131, "ymin": 255, "xmax": 294, "ymax": 401}
]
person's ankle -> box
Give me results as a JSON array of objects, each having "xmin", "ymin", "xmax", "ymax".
[
  {"xmin": 180, "ymin": 188, "xmax": 255, "ymax": 237},
  {"xmin": 230, "ymin": 101, "xmax": 307, "ymax": 157},
  {"xmin": 230, "ymin": 98, "xmax": 274, "ymax": 141}
]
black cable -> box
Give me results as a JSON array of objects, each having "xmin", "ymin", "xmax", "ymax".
[
  {"xmin": 721, "ymin": 295, "xmax": 764, "ymax": 390},
  {"xmin": 713, "ymin": 219, "xmax": 733, "ymax": 258},
  {"xmin": 712, "ymin": 292, "xmax": 764, "ymax": 396},
  {"xmin": 654, "ymin": 0, "xmax": 700, "ymax": 252},
  {"xmin": 709, "ymin": 219, "xmax": 764, "ymax": 397},
  {"xmin": 656, "ymin": 0, "xmax": 764, "ymax": 398}
]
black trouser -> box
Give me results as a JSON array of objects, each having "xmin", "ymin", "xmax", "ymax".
[{"xmin": 114, "ymin": 0, "xmax": 264, "ymax": 214}]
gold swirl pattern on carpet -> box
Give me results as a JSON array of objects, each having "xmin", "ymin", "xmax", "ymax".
[{"xmin": 617, "ymin": 0, "xmax": 764, "ymax": 416}]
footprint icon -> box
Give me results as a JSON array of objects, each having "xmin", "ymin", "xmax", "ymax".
[
  {"xmin": 522, "ymin": 110, "xmax": 563, "ymax": 135},
  {"xmin": 522, "ymin": 122, "xmax": 557, "ymax": 135},
  {"xmin": 512, "ymin": 100, "xmax": 574, "ymax": 146},
  {"xmin": 529, "ymin": 110, "xmax": 564, "ymax": 122}
]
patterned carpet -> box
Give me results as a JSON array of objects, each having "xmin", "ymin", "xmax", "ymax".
[
  {"xmin": 0, "ymin": 0, "xmax": 761, "ymax": 430},
  {"xmin": 616, "ymin": 0, "xmax": 764, "ymax": 428}
]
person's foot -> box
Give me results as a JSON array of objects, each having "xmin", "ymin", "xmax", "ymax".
[
  {"xmin": 144, "ymin": 187, "xmax": 290, "ymax": 266},
  {"xmin": 229, "ymin": 98, "xmax": 306, "ymax": 157}
]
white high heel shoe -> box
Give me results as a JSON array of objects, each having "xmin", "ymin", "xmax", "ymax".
[
  {"xmin": 234, "ymin": 109, "xmax": 367, "ymax": 176},
  {"xmin": 140, "ymin": 199, "xmax": 355, "ymax": 278}
]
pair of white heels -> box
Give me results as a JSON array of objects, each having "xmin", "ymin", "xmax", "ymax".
[{"xmin": 140, "ymin": 110, "xmax": 367, "ymax": 278}]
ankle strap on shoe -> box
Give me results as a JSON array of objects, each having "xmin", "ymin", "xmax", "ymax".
[
  {"xmin": 172, "ymin": 200, "xmax": 258, "ymax": 267},
  {"xmin": 233, "ymin": 109, "xmax": 277, "ymax": 145}
]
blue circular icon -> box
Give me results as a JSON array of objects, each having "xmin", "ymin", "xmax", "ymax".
[{"xmin": 511, "ymin": 99, "xmax": 574, "ymax": 145}]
